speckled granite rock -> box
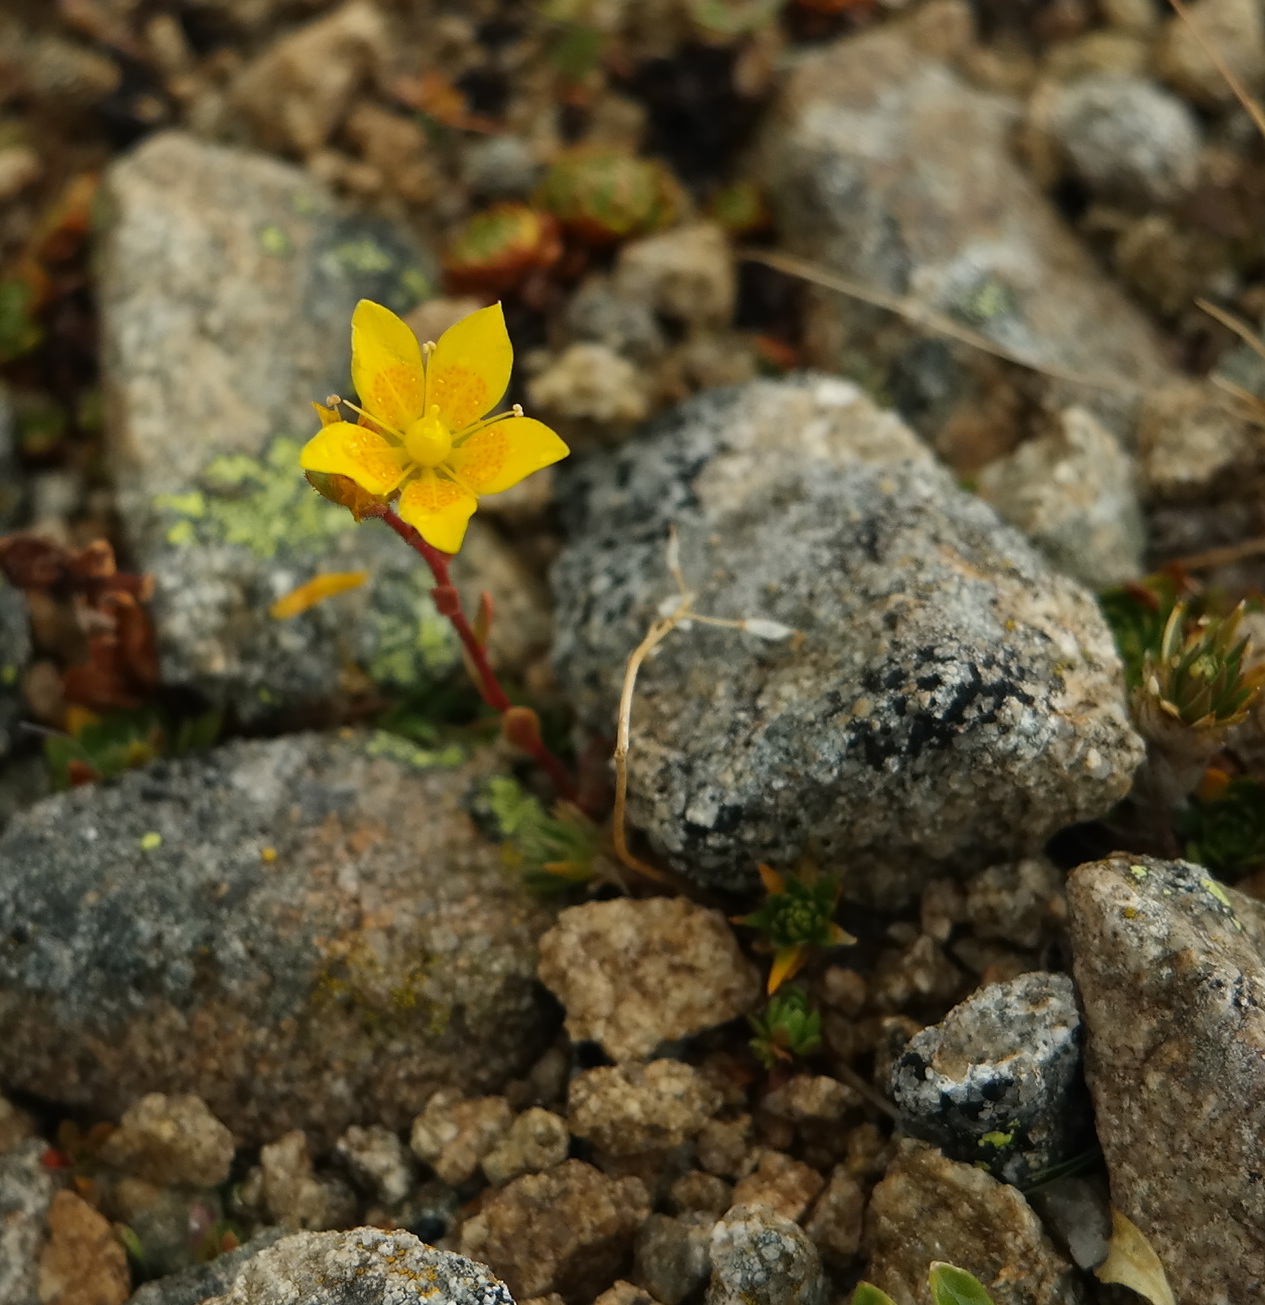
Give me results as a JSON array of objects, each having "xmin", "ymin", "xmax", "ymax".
[
  {"xmin": 705, "ymin": 1205, "xmax": 826, "ymax": 1305},
  {"xmin": 97, "ymin": 131, "xmax": 548, "ymax": 722},
  {"xmin": 0, "ymin": 1138, "xmax": 66, "ymax": 1305},
  {"xmin": 889, "ymin": 971, "xmax": 1089, "ymax": 1186},
  {"xmin": 866, "ymin": 1140, "xmax": 1084, "ymax": 1305},
  {"xmin": 537, "ymin": 897, "xmax": 760, "ymax": 1061},
  {"xmin": 0, "ymin": 733, "xmax": 555, "ymax": 1146},
  {"xmin": 753, "ymin": 18, "xmax": 1168, "ymax": 443},
  {"xmin": 1069, "ymin": 854, "xmax": 1265, "ymax": 1302},
  {"xmin": 551, "ymin": 375, "xmax": 1143, "ymax": 903},
  {"xmin": 199, "ymin": 1229, "xmax": 514, "ymax": 1305}
]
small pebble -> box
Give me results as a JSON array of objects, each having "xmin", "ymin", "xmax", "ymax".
[
  {"xmin": 99, "ymin": 1093, "xmax": 235, "ymax": 1189},
  {"xmin": 482, "ymin": 1108, "xmax": 570, "ymax": 1187},
  {"xmin": 410, "ymin": 1091, "xmax": 512, "ymax": 1187}
]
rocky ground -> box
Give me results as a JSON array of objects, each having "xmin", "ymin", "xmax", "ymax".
[{"xmin": 2, "ymin": 0, "xmax": 1265, "ymax": 1303}]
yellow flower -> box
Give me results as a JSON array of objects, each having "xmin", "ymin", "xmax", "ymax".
[{"xmin": 299, "ymin": 300, "xmax": 569, "ymax": 553}]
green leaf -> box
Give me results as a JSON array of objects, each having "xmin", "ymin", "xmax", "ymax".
[
  {"xmin": 850, "ymin": 1286, "xmax": 898, "ymax": 1305},
  {"xmin": 928, "ymin": 1262, "xmax": 997, "ymax": 1305}
]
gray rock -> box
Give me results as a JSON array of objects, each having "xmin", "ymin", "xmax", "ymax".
[
  {"xmin": 976, "ymin": 406, "xmax": 1145, "ymax": 591},
  {"xmin": 0, "ymin": 733, "xmax": 555, "ymax": 1147},
  {"xmin": 705, "ymin": 1204, "xmax": 826, "ymax": 1305},
  {"xmin": 633, "ymin": 1213, "xmax": 713, "ymax": 1305},
  {"xmin": 753, "ymin": 20, "xmax": 1168, "ymax": 443},
  {"xmin": 1024, "ymin": 1175, "xmax": 1113, "ymax": 1273},
  {"xmin": 889, "ymin": 971, "xmax": 1090, "ymax": 1186},
  {"xmin": 0, "ymin": 582, "xmax": 29, "ymax": 762},
  {"xmin": 866, "ymin": 1139, "xmax": 1085, "ymax": 1304},
  {"xmin": 0, "ymin": 1138, "xmax": 65, "ymax": 1305},
  {"xmin": 97, "ymin": 131, "xmax": 548, "ymax": 722},
  {"xmin": 565, "ymin": 275, "xmax": 668, "ymax": 367},
  {"xmin": 1036, "ymin": 74, "xmax": 1202, "ymax": 207},
  {"xmin": 461, "ymin": 135, "xmax": 543, "ymax": 200},
  {"xmin": 128, "ymin": 1231, "xmax": 285, "ymax": 1305},
  {"xmin": 551, "ymin": 374, "xmax": 1143, "ymax": 904},
  {"xmin": 199, "ymin": 1229, "xmax": 514, "ymax": 1305},
  {"xmin": 1068, "ymin": 854, "xmax": 1265, "ymax": 1301}
]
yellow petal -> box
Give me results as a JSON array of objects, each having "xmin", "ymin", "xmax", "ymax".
[
  {"xmin": 449, "ymin": 416, "xmax": 569, "ymax": 494},
  {"xmin": 398, "ymin": 472, "xmax": 478, "ymax": 554},
  {"xmin": 427, "ymin": 302, "xmax": 513, "ymax": 432},
  {"xmin": 312, "ymin": 400, "xmax": 341, "ymax": 427},
  {"xmin": 270, "ymin": 571, "xmax": 368, "ymax": 620},
  {"xmin": 350, "ymin": 299, "xmax": 427, "ymax": 433},
  {"xmin": 299, "ymin": 421, "xmax": 410, "ymax": 497}
]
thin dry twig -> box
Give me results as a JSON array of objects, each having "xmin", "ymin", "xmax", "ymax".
[
  {"xmin": 1170, "ymin": 536, "xmax": 1265, "ymax": 572},
  {"xmin": 1168, "ymin": 0, "xmax": 1265, "ymax": 139},
  {"xmin": 739, "ymin": 248, "xmax": 1142, "ymax": 395},
  {"xmin": 611, "ymin": 528, "xmax": 798, "ymax": 884},
  {"xmin": 1196, "ymin": 298, "xmax": 1265, "ymax": 367}
]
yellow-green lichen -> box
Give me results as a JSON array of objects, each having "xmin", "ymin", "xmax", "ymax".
[
  {"xmin": 154, "ymin": 438, "xmax": 351, "ymax": 558},
  {"xmin": 978, "ymin": 1129, "xmax": 1015, "ymax": 1149},
  {"xmin": 331, "ymin": 238, "xmax": 394, "ymax": 276},
  {"xmin": 258, "ymin": 223, "xmax": 294, "ymax": 257},
  {"xmin": 364, "ymin": 729, "xmax": 464, "ymax": 770},
  {"xmin": 311, "ymin": 936, "xmax": 452, "ymax": 1040},
  {"xmin": 1129, "ymin": 864, "xmax": 1148, "ymax": 880}
]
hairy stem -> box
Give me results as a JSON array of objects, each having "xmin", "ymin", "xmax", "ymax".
[{"xmin": 380, "ymin": 507, "xmax": 576, "ymax": 801}]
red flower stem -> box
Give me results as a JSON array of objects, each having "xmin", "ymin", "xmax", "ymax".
[{"xmin": 380, "ymin": 508, "xmax": 576, "ymax": 800}]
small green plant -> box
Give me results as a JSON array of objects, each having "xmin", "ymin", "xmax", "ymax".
[
  {"xmin": 443, "ymin": 204, "xmax": 561, "ymax": 297},
  {"xmin": 44, "ymin": 706, "xmax": 221, "ymax": 790},
  {"xmin": 536, "ymin": 150, "xmax": 683, "ymax": 244},
  {"xmin": 736, "ymin": 861, "xmax": 854, "ymax": 992},
  {"xmin": 475, "ymin": 775, "xmax": 602, "ymax": 894},
  {"xmin": 748, "ymin": 985, "xmax": 822, "ymax": 1067},
  {"xmin": 851, "ymin": 1263, "xmax": 997, "ymax": 1305},
  {"xmin": 1135, "ymin": 601, "xmax": 1265, "ymax": 732},
  {"xmin": 1098, "ymin": 573, "xmax": 1185, "ymax": 691},
  {"xmin": 1178, "ymin": 773, "xmax": 1265, "ymax": 878}
]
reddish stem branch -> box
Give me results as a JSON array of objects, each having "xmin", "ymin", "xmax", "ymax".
[{"xmin": 380, "ymin": 508, "xmax": 576, "ymax": 801}]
